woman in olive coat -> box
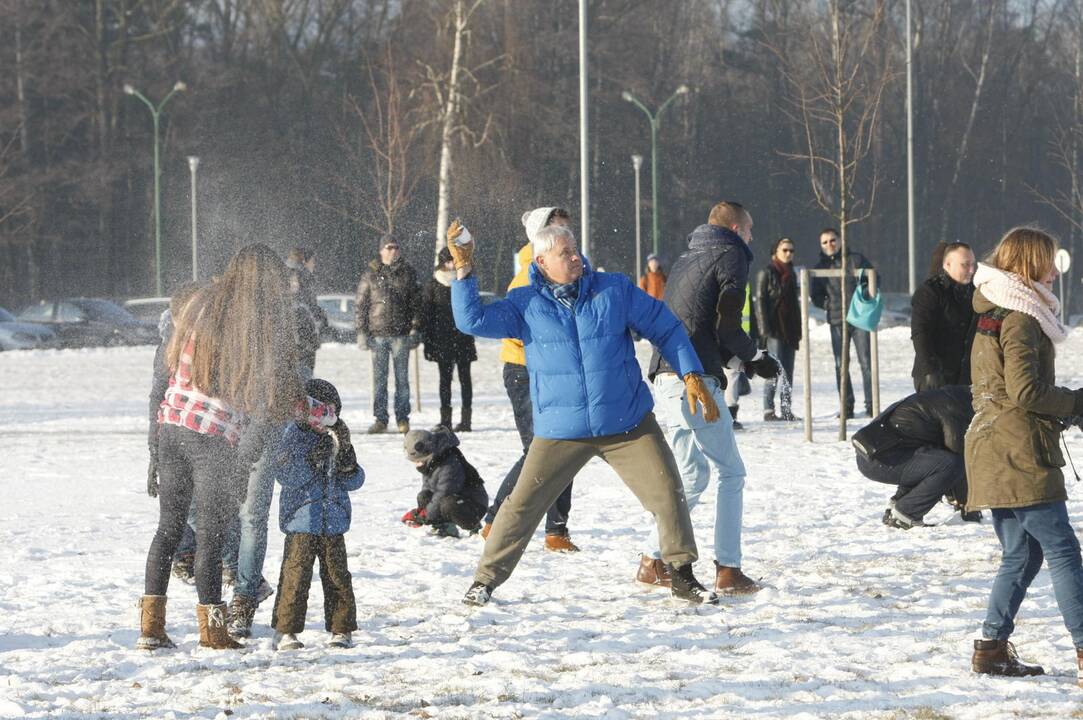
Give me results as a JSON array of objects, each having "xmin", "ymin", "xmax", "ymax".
[{"xmin": 966, "ymin": 227, "xmax": 1083, "ymax": 682}]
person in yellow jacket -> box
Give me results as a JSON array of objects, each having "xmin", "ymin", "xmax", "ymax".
[
  {"xmin": 480, "ymin": 207, "xmax": 580, "ymax": 552},
  {"xmin": 721, "ymin": 284, "xmax": 753, "ymax": 429}
]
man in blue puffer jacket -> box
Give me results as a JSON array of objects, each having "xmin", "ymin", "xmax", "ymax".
[
  {"xmin": 448, "ymin": 221, "xmax": 722, "ymax": 607},
  {"xmin": 269, "ymin": 379, "xmax": 365, "ymax": 651}
]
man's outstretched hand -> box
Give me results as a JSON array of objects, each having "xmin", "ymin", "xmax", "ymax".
[
  {"xmin": 683, "ymin": 373, "xmax": 720, "ymax": 423},
  {"xmin": 446, "ymin": 220, "xmax": 474, "ymax": 270}
]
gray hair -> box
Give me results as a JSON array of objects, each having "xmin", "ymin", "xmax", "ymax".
[{"xmin": 533, "ymin": 224, "xmax": 576, "ymax": 257}]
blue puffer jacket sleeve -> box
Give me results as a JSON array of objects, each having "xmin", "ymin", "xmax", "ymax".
[
  {"xmin": 451, "ymin": 275, "xmax": 524, "ymax": 339},
  {"xmin": 625, "ymin": 280, "xmax": 703, "ymax": 377}
]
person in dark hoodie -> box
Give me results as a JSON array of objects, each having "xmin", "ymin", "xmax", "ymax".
[
  {"xmin": 419, "ymin": 247, "xmax": 477, "ymax": 432},
  {"xmin": 852, "ymin": 384, "xmax": 980, "ymax": 529},
  {"xmin": 401, "ymin": 427, "xmax": 488, "ymax": 538},
  {"xmin": 643, "ymin": 201, "xmax": 780, "ymax": 595},
  {"xmin": 811, "ymin": 228, "xmax": 876, "ymax": 418},
  {"xmin": 910, "ymin": 242, "xmax": 977, "ymax": 391}
]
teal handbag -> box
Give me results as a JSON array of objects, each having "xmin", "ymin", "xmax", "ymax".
[{"xmin": 846, "ymin": 269, "xmax": 883, "ymax": 332}]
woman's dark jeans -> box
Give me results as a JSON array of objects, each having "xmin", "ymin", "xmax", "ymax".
[
  {"xmin": 484, "ymin": 362, "xmax": 573, "ymax": 535},
  {"xmin": 145, "ymin": 424, "xmax": 246, "ymax": 604},
  {"xmin": 437, "ymin": 360, "xmax": 473, "ymax": 411}
]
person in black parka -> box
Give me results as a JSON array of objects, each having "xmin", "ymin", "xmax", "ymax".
[
  {"xmin": 753, "ymin": 237, "xmax": 801, "ymax": 421},
  {"xmin": 401, "ymin": 427, "xmax": 488, "ymax": 537},
  {"xmin": 852, "ymin": 384, "xmax": 979, "ymax": 529},
  {"xmin": 910, "ymin": 242, "xmax": 978, "ymax": 391},
  {"xmin": 419, "ymin": 247, "xmax": 478, "ymax": 431}
]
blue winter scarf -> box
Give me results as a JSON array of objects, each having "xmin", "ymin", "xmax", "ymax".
[{"xmin": 547, "ymin": 279, "xmax": 580, "ymax": 309}]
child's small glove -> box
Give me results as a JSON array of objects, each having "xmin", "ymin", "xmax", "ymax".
[
  {"xmin": 307, "ymin": 432, "xmax": 335, "ymax": 472},
  {"xmin": 401, "ymin": 508, "xmax": 427, "ymax": 527},
  {"xmin": 329, "ymin": 419, "xmax": 358, "ymax": 474}
]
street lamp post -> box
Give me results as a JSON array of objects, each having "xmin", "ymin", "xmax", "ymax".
[
  {"xmin": 621, "ymin": 85, "xmax": 689, "ymax": 257},
  {"xmin": 187, "ymin": 156, "xmax": 199, "ymax": 282},
  {"xmin": 578, "ymin": 0, "xmax": 591, "ymax": 258},
  {"xmin": 632, "ymin": 154, "xmax": 643, "ymax": 281},
  {"xmin": 124, "ymin": 81, "xmax": 187, "ymax": 296}
]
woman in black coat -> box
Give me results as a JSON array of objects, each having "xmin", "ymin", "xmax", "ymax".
[
  {"xmin": 752, "ymin": 237, "xmax": 801, "ymax": 421},
  {"xmin": 420, "ymin": 247, "xmax": 477, "ymax": 431}
]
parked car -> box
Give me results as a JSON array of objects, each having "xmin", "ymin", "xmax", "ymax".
[
  {"xmin": 18, "ymin": 298, "xmax": 159, "ymax": 348},
  {"xmin": 0, "ymin": 306, "xmax": 57, "ymax": 351},
  {"xmin": 123, "ymin": 297, "xmax": 171, "ymax": 325},
  {"xmin": 316, "ymin": 294, "xmax": 356, "ymax": 342}
]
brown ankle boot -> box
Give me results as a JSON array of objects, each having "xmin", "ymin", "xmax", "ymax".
[
  {"xmin": 971, "ymin": 639, "xmax": 1044, "ymax": 676},
  {"xmin": 480, "ymin": 522, "xmax": 491, "ymax": 539},
  {"xmin": 714, "ymin": 563, "xmax": 763, "ymax": 595},
  {"xmin": 135, "ymin": 595, "xmax": 176, "ymax": 650},
  {"xmin": 197, "ymin": 603, "xmax": 243, "ymax": 649},
  {"xmin": 635, "ymin": 555, "xmax": 672, "ymax": 587},
  {"xmin": 544, "ymin": 533, "xmax": 580, "ymax": 552}
]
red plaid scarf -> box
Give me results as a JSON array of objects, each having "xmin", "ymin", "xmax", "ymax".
[{"xmin": 158, "ymin": 336, "xmax": 337, "ymax": 445}]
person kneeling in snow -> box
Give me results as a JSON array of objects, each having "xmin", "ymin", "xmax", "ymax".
[
  {"xmin": 852, "ymin": 384, "xmax": 979, "ymax": 529},
  {"xmin": 270, "ymin": 379, "xmax": 364, "ymax": 651},
  {"xmin": 401, "ymin": 427, "xmax": 488, "ymax": 538}
]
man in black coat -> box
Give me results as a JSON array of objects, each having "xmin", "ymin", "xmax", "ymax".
[
  {"xmin": 644, "ymin": 201, "xmax": 780, "ymax": 595},
  {"xmin": 355, "ymin": 236, "xmax": 421, "ymax": 434},
  {"xmin": 910, "ymin": 242, "xmax": 977, "ymax": 391},
  {"xmin": 852, "ymin": 385, "xmax": 979, "ymax": 529},
  {"xmin": 811, "ymin": 228, "xmax": 875, "ymax": 418}
]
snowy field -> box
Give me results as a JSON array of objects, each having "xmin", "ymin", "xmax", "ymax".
[{"xmin": 5, "ymin": 325, "xmax": 1083, "ymax": 719}]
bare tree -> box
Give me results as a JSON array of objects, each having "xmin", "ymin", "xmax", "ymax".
[{"xmin": 773, "ymin": 0, "xmax": 893, "ymax": 439}]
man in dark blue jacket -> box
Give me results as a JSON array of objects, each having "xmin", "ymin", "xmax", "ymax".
[
  {"xmin": 644, "ymin": 201, "xmax": 779, "ymax": 595},
  {"xmin": 448, "ymin": 221, "xmax": 721, "ymax": 607}
]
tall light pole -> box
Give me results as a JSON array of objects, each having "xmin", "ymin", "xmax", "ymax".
[
  {"xmin": 578, "ymin": 0, "xmax": 591, "ymax": 258},
  {"xmin": 906, "ymin": 0, "xmax": 916, "ymax": 295},
  {"xmin": 622, "ymin": 85, "xmax": 689, "ymax": 257},
  {"xmin": 124, "ymin": 81, "xmax": 187, "ymax": 297},
  {"xmin": 632, "ymin": 154, "xmax": 643, "ymax": 281},
  {"xmin": 187, "ymin": 156, "xmax": 199, "ymax": 282}
]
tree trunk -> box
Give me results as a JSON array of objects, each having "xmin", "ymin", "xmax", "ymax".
[
  {"xmin": 14, "ymin": 0, "xmax": 30, "ymax": 157},
  {"xmin": 831, "ymin": 0, "xmax": 850, "ymax": 441},
  {"xmin": 435, "ymin": 0, "xmax": 465, "ymax": 255}
]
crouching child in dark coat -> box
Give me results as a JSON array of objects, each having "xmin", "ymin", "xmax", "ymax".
[
  {"xmin": 270, "ymin": 379, "xmax": 364, "ymax": 651},
  {"xmin": 401, "ymin": 428, "xmax": 488, "ymax": 538}
]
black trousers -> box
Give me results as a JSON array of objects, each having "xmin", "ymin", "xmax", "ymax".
[
  {"xmin": 437, "ymin": 360, "xmax": 472, "ymax": 411},
  {"xmin": 145, "ymin": 424, "xmax": 246, "ymax": 604},
  {"xmin": 857, "ymin": 445, "xmax": 965, "ymax": 520},
  {"xmin": 271, "ymin": 533, "xmax": 357, "ymax": 635},
  {"xmin": 420, "ymin": 491, "xmax": 486, "ymax": 530}
]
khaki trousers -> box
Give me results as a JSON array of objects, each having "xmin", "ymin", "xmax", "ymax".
[
  {"xmin": 475, "ymin": 412, "xmax": 698, "ymax": 587},
  {"xmin": 271, "ymin": 533, "xmax": 357, "ymax": 634}
]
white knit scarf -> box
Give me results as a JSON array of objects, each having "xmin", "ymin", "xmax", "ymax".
[{"xmin": 972, "ymin": 262, "xmax": 1068, "ymax": 344}]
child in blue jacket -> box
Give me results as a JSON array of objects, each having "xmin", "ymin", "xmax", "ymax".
[{"xmin": 270, "ymin": 379, "xmax": 364, "ymax": 650}]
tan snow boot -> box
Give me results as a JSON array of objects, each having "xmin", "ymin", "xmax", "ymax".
[
  {"xmin": 636, "ymin": 555, "xmax": 672, "ymax": 588},
  {"xmin": 197, "ymin": 603, "xmax": 243, "ymax": 649},
  {"xmin": 135, "ymin": 595, "xmax": 176, "ymax": 650}
]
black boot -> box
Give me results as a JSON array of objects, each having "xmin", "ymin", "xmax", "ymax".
[
  {"xmin": 454, "ymin": 407, "xmax": 472, "ymax": 432},
  {"xmin": 434, "ymin": 406, "xmax": 452, "ymax": 431},
  {"xmin": 669, "ymin": 563, "xmax": 719, "ymax": 605},
  {"xmin": 728, "ymin": 406, "xmax": 743, "ymax": 431}
]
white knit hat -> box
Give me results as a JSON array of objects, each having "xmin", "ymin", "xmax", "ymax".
[{"xmin": 521, "ymin": 207, "xmax": 559, "ymax": 244}]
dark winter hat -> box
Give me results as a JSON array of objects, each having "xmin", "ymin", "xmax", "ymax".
[
  {"xmin": 437, "ymin": 247, "xmax": 453, "ymax": 265},
  {"xmin": 404, "ymin": 429, "xmax": 435, "ymax": 463},
  {"xmin": 304, "ymin": 378, "xmax": 342, "ymax": 415}
]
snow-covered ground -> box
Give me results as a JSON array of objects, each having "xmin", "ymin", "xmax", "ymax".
[{"xmin": 3, "ymin": 326, "xmax": 1083, "ymax": 719}]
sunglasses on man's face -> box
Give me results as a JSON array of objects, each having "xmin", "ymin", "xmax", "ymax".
[{"xmin": 779, "ymin": 247, "xmax": 794, "ymax": 253}]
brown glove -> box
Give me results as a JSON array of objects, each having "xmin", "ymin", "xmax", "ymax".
[
  {"xmin": 446, "ymin": 220, "xmax": 474, "ymax": 269},
  {"xmin": 683, "ymin": 373, "xmax": 720, "ymax": 423}
]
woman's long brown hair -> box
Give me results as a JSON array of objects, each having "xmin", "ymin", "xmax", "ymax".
[{"xmin": 166, "ymin": 244, "xmax": 303, "ymax": 421}]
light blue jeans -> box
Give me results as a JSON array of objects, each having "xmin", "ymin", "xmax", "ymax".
[
  {"xmin": 371, "ymin": 336, "xmax": 411, "ymax": 424},
  {"xmin": 233, "ymin": 422, "xmax": 286, "ymax": 599},
  {"xmin": 647, "ymin": 373, "xmax": 747, "ymax": 567}
]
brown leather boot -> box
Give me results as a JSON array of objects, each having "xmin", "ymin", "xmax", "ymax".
[
  {"xmin": 480, "ymin": 522, "xmax": 491, "ymax": 539},
  {"xmin": 1077, "ymin": 647, "xmax": 1083, "ymax": 688},
  {"xmin": 135, "ymin": 595, "xmax": 176, "ymax": 650},
  {"xmin": 971, "ymin": 639, "xmax": 1044, "ymax": 676},
  {"xmin": 636, "ymin": 555, "xmax": 672, "ymax": 587},
  {"xmin": 544, "ymin": 533, "xmax": 580, "ymax": 552},
  {"xmin": 197, "ymin": 603, "xmax": 243, "ymax": 649},
  {"xmin": 714, "ymin": 563, "xmax": 763, "ymax": 595}
]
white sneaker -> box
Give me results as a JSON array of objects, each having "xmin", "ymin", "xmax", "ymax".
[
  {"xmin": 327, "ymin": 632, "xmax": 352, "ymax": 648},
  {"xmin": 273, "ymin": 632, "xmax": 304, "ymax": 651}
]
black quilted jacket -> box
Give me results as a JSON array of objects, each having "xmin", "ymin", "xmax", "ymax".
[{"xmin": 648, "ymin": 224, "xmax": 758, "ymax": 382}]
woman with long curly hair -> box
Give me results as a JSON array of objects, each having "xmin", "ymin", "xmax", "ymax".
[{"xmin": 138, "ymin": 244, "xmax": 337, "ymax": 651}]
